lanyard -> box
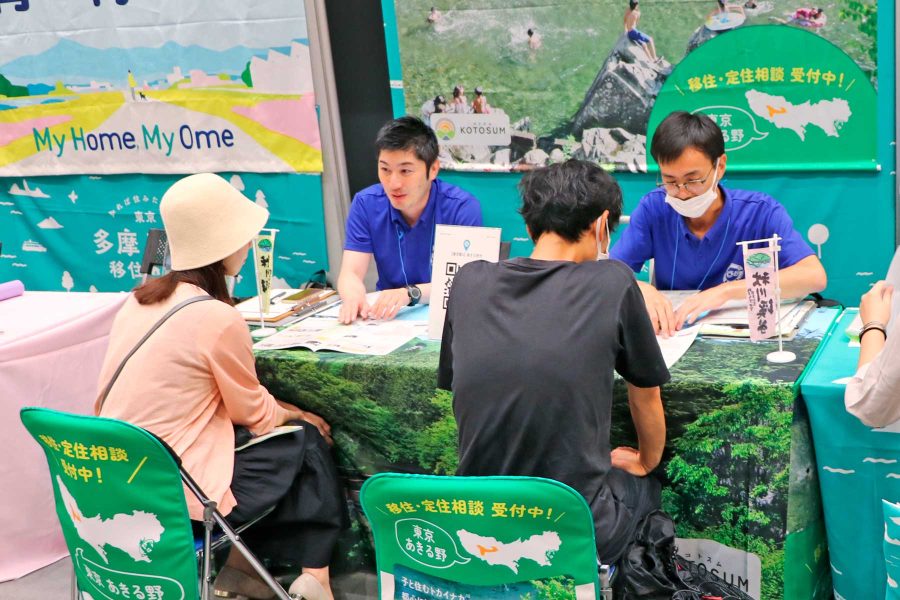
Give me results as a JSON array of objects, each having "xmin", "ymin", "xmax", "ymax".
[{"xmin": 395, "ymin": 200, "xmax": 438, "ymax": 288}]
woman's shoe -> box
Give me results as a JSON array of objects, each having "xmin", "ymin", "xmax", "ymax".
[
  {"xmin": 288, "ymin": 573, "xmax": 327, "ymax": 600},
  {"xmin": 212, "ymin": 566, "xmax": 277, "ymax": 600}
]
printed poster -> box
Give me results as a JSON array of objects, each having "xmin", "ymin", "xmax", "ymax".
[
  {"xmin": 428, "ymin": 224, "xmax": 501, "ymax": 339},
  {"xmin": 386, "ymin": 0, "xmax": 877, "ymax": 173},
  {"xmin": 0, "ymin": 0, "xmax": 323, "ymax": 175}
]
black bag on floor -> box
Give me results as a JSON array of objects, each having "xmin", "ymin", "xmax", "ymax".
[{"xmin": 617, "ymin": 510, "xmax": 754, "ymax": 600}]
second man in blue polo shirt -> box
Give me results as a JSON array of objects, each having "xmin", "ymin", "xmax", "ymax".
[
  {"xmin": 610, "ymin": 111, "xmax": 827, "ymax": 336},
  {"xmin": 337, "ymin": 116, "xmax": 483, "ymax": 323}
]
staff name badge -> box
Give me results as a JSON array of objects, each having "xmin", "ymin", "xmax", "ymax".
[
  {"xmin": 428, "ymin": 225, "xmax": 502, "ymax": 339},
  {"xmin": 430, "ymin": 113, "xmax": 511, "ymax": 147}
]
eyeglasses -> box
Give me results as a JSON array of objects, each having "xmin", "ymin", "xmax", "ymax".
[{"xmin": 657, "ymin": 165, "xmax": 716, "ymax": 196}]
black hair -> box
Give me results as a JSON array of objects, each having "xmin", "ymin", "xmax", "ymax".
[
  {"xmin": 375, "ymin": 116, "xmax": 439, "ymax": 171},
  {"xmin": 650, "ymin": 111, "xmax": 725, "ymax": 165},
  {"xmin": 527, "ymin": 28, "xmax": 534, "ymax": 36},
  {"xmin": 518, "ymin": 159, "xmax": 622, "ymax": 243},
  {"xmin": 452, "ymin": 85, "xmax": 463, "ymax": 98},
  {"xmin": 717, "ymin": 0, "xmax": 725, "ymax": 7},
  {"xmin": 629, "ymin": 0, "xmax": 638, "ymax": 9}
]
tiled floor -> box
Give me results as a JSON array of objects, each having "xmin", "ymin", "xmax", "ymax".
[{"xmin": 0, "ymin": 558, "xmax": 71, "ymax": 600}]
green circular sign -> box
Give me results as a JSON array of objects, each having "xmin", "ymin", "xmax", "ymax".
[{"xmin": 648, "ymin": 25, "xmax": 876, "ymax": 172}]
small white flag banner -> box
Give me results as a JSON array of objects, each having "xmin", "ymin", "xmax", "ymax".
[
  {"xmin": 741, "ymin": 239, "xmax": 779, "ymax": 342},
  {"xmin": 428, "ymin": 224, "xmax": 502, "ymax": 339},
  {"xmin": 253, "ymin": 228, "xmax": 277, "ymax": 313}
]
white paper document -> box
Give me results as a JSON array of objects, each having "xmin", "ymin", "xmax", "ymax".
[
  {"xmin": 253, "ymin": 316, "xmax": 426, "ymax": 355},
  {"xmin": 656, "ymin": 325, "xmax": 700, "ymax": 368},
  {"xmin": 659, "ymin": 290, "xmax": 813, "ymax": 338}
]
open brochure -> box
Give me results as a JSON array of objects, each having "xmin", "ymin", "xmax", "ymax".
[
  {"xmin": 253, "ymin": 316, "xmax": 427, "ymax": 355},
  {"xmin": 235, "ymin": 425, "xmax": 303, "ymax": 452}
]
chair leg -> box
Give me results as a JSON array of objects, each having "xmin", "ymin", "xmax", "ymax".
[
  {"xmin": 211, "ymin": 511, "xmax": 292, "ymax": 600},
  {"xmin": 599, "ymin": 564, "xmax": 614, "ymax": 600},
  {"xmin": 201, "ymin": 503, "xmax": 215, "ymax": 600},
  {"xmin": 181, "ymin": 467, "xmax": 291, "ymax": 600}
]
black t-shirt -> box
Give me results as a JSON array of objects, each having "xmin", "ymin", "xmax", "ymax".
[{"xmin": 438, "ymin": 257, "xmax": 670, "ymax": 509}]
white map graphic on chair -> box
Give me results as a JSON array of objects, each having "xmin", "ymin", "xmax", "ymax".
[
  {"xmin": 456, "ymin": 529, "xmax": 561, "ymax": 574},
  {"xmin": 56, "ymin": 475, "xmax": 164, "ymax": 563}
]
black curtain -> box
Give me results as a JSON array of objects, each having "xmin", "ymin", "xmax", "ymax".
[{"xmin": 324, "ymin": 0, "xmax": 394, "ymax": 197}]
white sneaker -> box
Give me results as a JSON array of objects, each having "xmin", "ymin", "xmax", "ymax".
[{"xmin": 288, "ymin": 573, "xmax": 327, "ymax": 600}]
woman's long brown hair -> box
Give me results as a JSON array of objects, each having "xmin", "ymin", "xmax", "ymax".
[{"xmin": 133, "ymin": 261, "xmax": 233, "ymax": 305}]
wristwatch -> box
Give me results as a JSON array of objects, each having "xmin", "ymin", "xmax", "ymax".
[{"xmin": 406, "ymin": 285, "xmax": 422, "ymax": 306}]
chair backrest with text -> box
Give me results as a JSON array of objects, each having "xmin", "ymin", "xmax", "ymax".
[
  {"xmin": 20, "ymin": 407, "xmax": 199, "ymax": 600},
  {"xmin": 360, "ymin": 473, "xmax": 600, "ymax": 600}
]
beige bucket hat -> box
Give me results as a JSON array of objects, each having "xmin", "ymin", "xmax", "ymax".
[{"xmin": 160, "ymin": 173, "xmax": 269, "ymax": 271}]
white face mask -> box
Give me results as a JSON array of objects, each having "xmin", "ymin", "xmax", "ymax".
[
  {"xmin": 664, "ymin": 159, "xmax": 720, "ymax": 219},
  {"xmin": 596, "ymin": 217, "xmax": 610, "ymax": 260}
]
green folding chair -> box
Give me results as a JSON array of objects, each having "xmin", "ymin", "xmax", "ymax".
[
  {"xmin": 20, "ymin": 406, "xmax": 291, "ymax": 600},
  {"xmin": 360, "ymin": 472, "xmax": 611, "ymax": 600}
]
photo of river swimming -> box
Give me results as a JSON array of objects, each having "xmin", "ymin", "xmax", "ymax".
[{"xmin": 390, "ymin": 0, "xmax": 877, "ymax": 171}]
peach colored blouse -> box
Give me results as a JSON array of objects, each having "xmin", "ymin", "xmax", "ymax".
[{"xmin": 96, "ymin": 283, "xmax": 290, "ymax": 519}]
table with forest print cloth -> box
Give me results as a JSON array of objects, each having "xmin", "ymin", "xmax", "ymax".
[{"xmin": 255, "ymin": 307, "xmax": 839, "ymax": 600}]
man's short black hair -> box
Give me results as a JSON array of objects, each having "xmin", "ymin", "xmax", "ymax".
[
  {"xmin": 629, "ymin": 0, "xmax": 639, "ymax": 9},
  {"xmin": 650, "ymin": 111, "xmax": 725, "ymax": 165},
  {"xmin": 375, "ymin": 116, "xmax": 439, "ymax": 171},
  {"xmin": 518, "ymin": 159, "xmax": 623, "ymax": 243}
]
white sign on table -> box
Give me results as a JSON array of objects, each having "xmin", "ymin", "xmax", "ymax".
[{"xmin": 428, "ymin": 225, "xmax": 502, "ymax": 339}]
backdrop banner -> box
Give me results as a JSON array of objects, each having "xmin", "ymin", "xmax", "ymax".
[
  {"xmin": 385, "ymin": 0, "xmax": 878, "ymax": 173},
  {"xmin": 0, "ymin": 172, "xmax": 329, "ymax": 295},
  {"xmin": 0, "ymin": 0, "xmax": 323, "ymax": 175}
]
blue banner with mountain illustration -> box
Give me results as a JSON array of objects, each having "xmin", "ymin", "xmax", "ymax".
[{"xmin": 0, "ymin": 0, "xmax": 322, "ymax": 175}]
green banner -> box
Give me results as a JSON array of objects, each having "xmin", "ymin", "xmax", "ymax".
[
  {"xmin": 361, "ymin": 474, "xmax": 599, "ymax": 599},
  {"xmin": 21, "ymin": 409, "xmax": 199, "ymax": 600},
  {"xmin": 649, "ymin": 25, "xmax": 877, "ymax": 172}
]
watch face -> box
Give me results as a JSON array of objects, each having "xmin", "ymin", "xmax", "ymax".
[{"xmin": 408, "ymin": 285, "xmax": 421, "ymax": 303}]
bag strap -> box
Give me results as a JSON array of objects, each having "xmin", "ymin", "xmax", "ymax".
[{"xmin": 97, "ymin": 295, "xmax": 214, "ymax": 411}]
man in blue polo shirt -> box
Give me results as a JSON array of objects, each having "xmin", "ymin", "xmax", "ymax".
[
  {"xmin": 337, "ymin": 116, "xmax": 482, "ymax": 323},
  {"xmin": 610, "ymin": 111, "xmax": 827, "ymax": 336}
]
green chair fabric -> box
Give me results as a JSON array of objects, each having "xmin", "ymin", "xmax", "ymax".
[
  {"xmin": 21, "ymin": 407, "xmax": 200, "ymax": 600},
  {"xmin": 360, "ymin": 472, "xmax": 601, "ymax": 599}
]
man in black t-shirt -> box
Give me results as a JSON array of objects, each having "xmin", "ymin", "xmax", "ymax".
[{"xmin": 438, "ymin": 159, "xmax": 670, "ymax": 565}]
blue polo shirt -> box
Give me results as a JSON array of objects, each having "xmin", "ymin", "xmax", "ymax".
[
  {"xmin": 610, "ymin": 186, "xmax": 815, "ymax": 290},
  {"xmin": 344, "ymin": 179, "xmax": 482, "ymax": 290}
]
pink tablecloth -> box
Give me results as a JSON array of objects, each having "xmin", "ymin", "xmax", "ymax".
[{"xmin": 0, "ymin": 291, "xmax": 127, "ymax": 582}]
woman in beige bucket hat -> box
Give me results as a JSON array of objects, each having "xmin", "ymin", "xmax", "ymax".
[{"xmin": 95, "ymin": 174, "xmax": 342, "ymax": 600}]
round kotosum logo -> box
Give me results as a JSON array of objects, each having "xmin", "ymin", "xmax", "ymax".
[
  {"xmin": 257, "ymin": 238, "xmax": 273, "ymax": 253},
  {"xmin": 434, "ymin": 118, "xmax": 456, "ymax": 141},
  {"xmin": 746, "ymin": 252, "xmax": 771, "ymax": 269}
]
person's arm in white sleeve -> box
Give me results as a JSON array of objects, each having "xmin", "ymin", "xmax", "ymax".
[{"xmin": 845, "ymin": 281, "xmax": 897, "ymax": 426}]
